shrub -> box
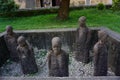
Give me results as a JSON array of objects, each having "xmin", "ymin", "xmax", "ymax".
[
  {"xmin": 0, "ymin": 0, "xmax": 19, "ymax": 13},
  {"xmin": 112, "ymin": 0, "xmax": 120, "ymax": 11},
  {"xmin": 0, "ymin": 5, "xmax": 112, "ymax": 17},
  {"xmin": 97, "ymin": 3, "xmax": 105, "ymax": 10},
  {"xmin": 0, "ymin": 8, "xmax": 58, "ymax": 17}
]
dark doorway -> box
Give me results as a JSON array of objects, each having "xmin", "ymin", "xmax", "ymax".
[
  {"xmin": 52, "ymin": 0, "xmax": 56, "ymax": 6},
  {"xmin": 52, "ymin": 0, "xmax": 60, "ymax": 6},
  {"xmin": 40, "ymin": 0, "xmax": 44, "ymax": 7}
]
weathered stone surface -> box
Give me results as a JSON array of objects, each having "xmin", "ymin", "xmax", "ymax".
[
  {"xmin": 93, "ymin": 30, "xmax": 108, "ymax": 76},
  {"xmin": 48, "ymin": 37, "xmax": 69, "ymax": 77},
  {"xmin": 0, "ymin": 27, "xmax": 120, "ymax": 76},
  {"xmin": 0, "ymin": 77, "xmax": 120, "ymax": 80},
  {"xmin": 17, "ymin": 36, "xmax": 38, "ymax": 74},
  {"xmin": 4, "ymin": 26, "xmax": 19, "ymax": 62},
  {"xmin": 0, "ymin": 36, "xmax": 10, "ymax": 67},
  {"xmin": 108, "ymin": 40, "xmax": 120, "ymax": 76},
  {"xmin": 107, "ymin": 34, "xmax": 120, "ymax": 76},
  {"xmin": 98, "ymin": 28, "xmax": 120, "ymax": 76},
  {"xmin": 16, "ymin": 28, "xmax": 76, "ymax": 52},
  {"xmin": 74, "ymin": 16, "xmax": 97, "ymax": 63}
]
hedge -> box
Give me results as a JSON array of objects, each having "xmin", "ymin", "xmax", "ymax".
[{"xmin": 0, "ymin": 5, "xmax": 112, "ymax": 17}]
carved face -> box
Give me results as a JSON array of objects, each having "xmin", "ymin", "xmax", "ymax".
[
  {"xmin": 52, "ymin": 43, "xmax": 61, "ymax": 55},
  {"xmin": 52, "ymin": 37, "xmax": 61, "ymax": 55},
  {"xmin": 78, "ymin": 16, "xmax": 86, "ymax": 27},
  {"xmin": 17, "ymin": 36, "xmax": 26, "ymax": 47},
  {"xmin": 19, "ymin": 40, "xmax": 26, "ymax": 47},
  {"xmin": 6, "ymin": 26, "xmax": 13, "ymax": 35},
  {"xmin": 98, "ymin": 30, "xmax": 108, "ymax": 43}
]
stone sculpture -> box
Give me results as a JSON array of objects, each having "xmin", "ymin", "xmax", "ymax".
[
  {"xmin": 17, "ymin": 36, "xmax": 38, "ymax": 74},
  {"xmin": 93, "ymin": 30, "xmax": 108, "ymax": 76},
  {"xmin": 47, "ymin": 37, "xmax": 69, "ymax": 77},
  {"xmin": 74, "ymin": 16, "xmax": 91, "ymax": 63},
  {"xmin": 4, "ymin": 25, "xmax": 19, "ymax": 62}
]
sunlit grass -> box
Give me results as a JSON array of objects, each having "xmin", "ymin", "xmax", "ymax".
[{"xmin": 0, "ymin": 8, "xmax": 120, "ymax": 33}]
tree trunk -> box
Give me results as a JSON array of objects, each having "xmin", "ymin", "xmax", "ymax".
[{"xmin": 57, "ymin": 0, "xmax": 70, "ymax": 20}]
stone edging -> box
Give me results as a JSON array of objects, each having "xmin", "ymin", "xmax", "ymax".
[{"xmin": 0, "ymin": 76, "xmax": 120, "ymax": 80}]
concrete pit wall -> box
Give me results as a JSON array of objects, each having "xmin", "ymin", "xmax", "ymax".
[
  {"xmin": 15, "ymin": 28, "xmax": 98, "ymax": 51},
  {"xmin": 0, "ymin": 35, "xmax": 10, "ymax": 67},
  {"xmin": 104, "ymin": 28, "xmax": 120, "ymax": 76},
  {"xmin": 0, "ymin": 77, "xmax": 120, "ymax": 80},
  {"xmin": 16, "ymin": 28, "xmax": 77, "ymax": 51},
  {"xmin": 0, "ymin": 28, "xmax": 120, "ymax": 76}
]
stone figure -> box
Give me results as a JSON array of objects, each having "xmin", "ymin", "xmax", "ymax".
[
  {"xmin": 17, "ymin": 36, "xmax": 38, "ymax": 74},
  {"xmin": 4, "ymin": 25, "xmax": 19, "ymax": 62},
  {"xmin": 93, "ymin": 30, "xmax": 108, "ymax": 76},
  {"xmin": 74, "ymin": 16, "xmax": 91, "ymax": 63},
  {"xmin": 47, "ymin": 37, "xmax": 69, "ymax": 77}
]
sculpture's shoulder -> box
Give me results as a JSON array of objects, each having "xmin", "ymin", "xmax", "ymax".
[
  {"xmin": 3, "ymin": 33, "xmax": 8, "ymax": 39},
  {"xmin": 94, "ymin": 41, "xmax": 105, "ymax": 53},
  {"xmin": 17, "ymin": 45, "xmax": 21, "ymax": 52},
  {"xmin": 4, "ymin": 32, "xmax": 17, "ymax": 39},
  {"xmin": 61, "ymin": 50, "xmax": 69, "ymax": 57},
  {"xmin": 94, "ymin": 42, "xmax": 100, "ymax": 52},
  {"xmin": 84, "ymin": 27, "xmax": 89, "ymax": 32}
]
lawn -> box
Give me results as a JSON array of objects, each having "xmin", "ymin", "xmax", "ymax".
[{"xmin": 0, "ymin": 8, "xmax": 120, "ymax": 33}]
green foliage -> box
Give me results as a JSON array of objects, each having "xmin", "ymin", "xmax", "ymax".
[
  {"xmin": 0, "ymin": 0, "xmax": 19, "ymax": 13},
  {"xmin": 112, "ymin": 0, "xmax": 120, "ymax": 11},
  {"xmin": 97, "ymin": 3, "xmax": 105, "ymax": 10},
  {"xmin": 6, "ymin": 59, "xmax": 12, "ymax": 64},
  {"xmin": 0, "ymin": 5, "xmax": 112, "ymax": 17},
  {"xmin": 35, "ymin": 49, "xmax": 47, "ymax": 59},
  {"xmin": 0, "ymin": 9, "xmax": 120, "ymax": 33},
  {"xmin": 0, "ymin": 8, "xmax": 58, "ymax": 17},
  {"xmin": 26, "ymin": 73, "xmax": 37, "ymax": 76},
  {"xmin": 39, "ymin": 49, "xmax": 47, "ymax": 58}
]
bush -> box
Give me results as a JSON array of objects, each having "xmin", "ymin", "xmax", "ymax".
[
  {"xmin": 0, "ymin": 5, "xmax": 112, "ymax": 17},
  {"xmin": 0, "ymin": 8, "xmax": 58, "ymax": 17},
  {"xmin": 112, "ymin": 0, "xmax": 120, "ymax": 11},
  {"xmin": 0, "ymin": 0, "xmax": 19, "ymax": 13},
  {"xmin": 97, "ymin": 3, "xmax": 105, "ymax": 10}
]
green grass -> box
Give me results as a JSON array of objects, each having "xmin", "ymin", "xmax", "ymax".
[{"xmin": 0, "ymin": 8, "xmax": 120, "ymax": 33}]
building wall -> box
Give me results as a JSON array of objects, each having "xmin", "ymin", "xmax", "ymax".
[
  {"xmin": 26, "ymin": 0, "xmax": 36, "ymax": 8},
  {"xmin": 90, "ymin": 0, "xmax": 111, "ymax": 5},
  {"xmin": 14, "ymin": 0, "xmax": 26, "ymax": 9},
  {"xmin": 14, "ymin": 0, "xmax": 112, "ymax": 9},
  {"xmin": 70, "ymin": 0, "xmax": 112, "ymax": 6},
  {"xmin": 35, "ymin": 0, "xmax": 41, "ymax": 7},
  {"xmin": 70, "ymin": 0, "xmax": 85, "ymax": 6}
]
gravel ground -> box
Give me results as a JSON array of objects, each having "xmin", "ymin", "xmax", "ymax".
[{"xmin": 0, "ymin": 48, "xmax": 115, "ymax": 77}]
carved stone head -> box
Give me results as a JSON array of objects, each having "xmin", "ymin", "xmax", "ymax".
[
  {"xmin": 6, "ymin": 25, "xmax": 13, "ymax": 35},
  {"xmin": 52, "ymin": 37, "xmax": 62, "ymax": 55},
  {"xmin": 17, "ymin": 36, "xmax": 26, "ymax": 47},
  {"xmin": 98, "ymin": 30, "xmax": 108, "ymax": 43},
  {"xmin": 78, "ymin": 16, "xmax": 86, "ymax": 27}
]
